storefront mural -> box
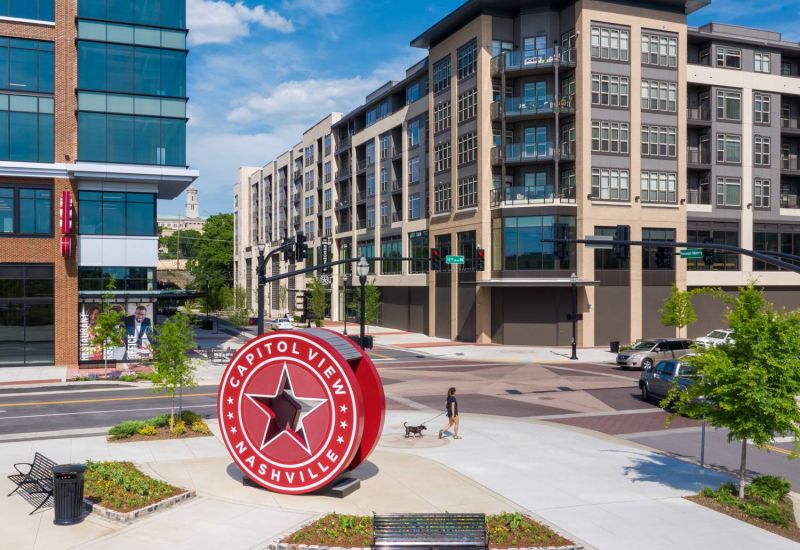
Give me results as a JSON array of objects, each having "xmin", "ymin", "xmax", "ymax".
[{"xmin": 79, "ymin": 302, "xmax": 154, "ymax": 363}]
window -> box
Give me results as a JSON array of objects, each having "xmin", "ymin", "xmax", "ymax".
[
  {"xmin": 0, "ymin": 38, "xmax": 54, "ymax": 94},
  {"xmin": 457, "ymin": 176, "xmax": 477, "ymax": 209},
  {"xmin": 304, "ymin": 145, "xmax": 314, "ymax": 166},
  {"xmin": 590, "ymin": 25, "xmax": 629, "ymax": 61},
  {"xmin": 594, "ymin": 226, "xmax": 629, "ymax": 270},
  {"xmin": 78, "ymin": 191, "xmax": 155, "ymax": 236},
  {"xmin": 641, "ymin": 80, "xmax": 677, "ymax": 112},
  {"xmin": 381, "ymin": 236, "xmax": 401, "ymax": 274},
  {"xmin": 380, "ymin": 135, "xmax": 391, "ymax": 159},
  {"xmin": 754, "ymin": 178, "xmax": 770, "ymax": 208},
  {"xmin": 754, "ymin": 93, "xmax": 770, "ymax": 124},
  {"xmin": 366, "ymin": 206, "xmax": 375, "ymax": 228},
  {"xmin": 688, "ymin": 222, "xmax": 739, "ymax": 271},
  {"xmin": 324, "ymin": 217, "xmax": 332, "ymax": 236},
  {"xmin": 716, "ymin": 90, "xmax": 740, "ymax": 120},
  {"xmin": 323, "ymin": 134, "xmax": 331, "ymax": 157},
  {"xmin": 754, "ymin": 52, "xmax": 770, "ymax": 73},
  {"xmin": 366, "ymin": 173, "xmax": 375, "ymax": 196},
  {"xmin": 716, "ymin": 134, "xmax": 741, "ymax": 163},
  {"xmin": 408, "ymin": 192, "xmax": 421, "ymax": 220},
  {"xmin": 591, "ymin": 74, "xmax": 629, "ymax": 107},
  {"xmin": 409, "ymin": 157, "xmax": 420, "ymax": 183},
  {"xmin": 324, "ymin": 189, "xmax": 332, "ymax": 210},
  {"xmin": 642, "ymin": 228, "xmax": 676, "ymax": 270},
  {"xmin": 0, "ymin": 94, "xmax": 54, "ymax": 163},
  {"xmin": 457, "ymin": 132, "xmax": 477, "ymax": 165},
  {"xmin": 78, "ymin": 112, "xmax": 185, "ymax": 166},
  {"xmin": 78, "ymin": 267, "xmax": 155, "ymax": 292},
  {"xmin": 457, "ymin": 88, "xmax": 477, "ymax": 122},
  {"xmin": 304, "ymin": 196, "xmax": 314, "ymax": 216},
  {"xmin": 754, "ymin": 136, "xmax": 770, "ymax": 166},
  {"xmin": 409, "ymin": 230, "xmax": 429, "ymax": 273},
  {"xmin": 641, "ymin": 33, "xmax": 677, "ymax": 67},
  {"xmin": 0, "ymin": 0, "xmax": 54, "ymax": 21},
  {"xmin": 493, "ymin": 215, "xmax": 575, "ymax": 270},
  {"xmin": 591, "ymin": 121, "xmax": 629, "ymax": 153},
  {"xmin": 365, "ymin": 141, "xmax": 375, "ymax": 165},
  {"xmin": 434, "ymin": 142, "xmax": 451, "ymax": 172},
  {"xmin": 491, "ymin": 40, "xmax": 512, "ymax": 57},
  {"xmin": 324, "ymin": 162, "xmax": 331, "ymax": 183},
  {"xmin": 0, "ymin": 185, "xmax": 51, "ymax": 235},
  {"xmin": 716, "ymin": 47, "xmax": 741, "ymax": 69},
  {"xmin": 716, "ymin": 177, "xmax": 741, "ymax": 207},
  {"xmin": 432, "ymin": 56, "xmax": 451, "ymax": 93},
  {"xmin": 408, "ymin": 119, "xmax": 420, "ymax": 148},
  {"xmin": 456, "ymin": 39, "xmax": 477, "ymax": 79},
  {"xmin": 754, "ymin": 224, "xmax": 800, "ymax": 271},
  {"xmin": 434, "ymin": 181, "xmax": 451, "ymax": 213},
  {"xmin": 641, "ymin": 126, "xmax": 677, "ymax": 158},
  {"xmin": 433, "ymin": 100, "xmax": 450, "ymax": 133},
  {"xmin": 458, "ymin": 230, "xmax": 477, "ymax": 271},
  {"xmin": 406, "ymin": 78, "xmax": 425, "ymax": 104},
  {"xmin": 78, "ymin": 0, "xmax": 186, "ymax": 29},
  {"xmin": 560, "ymin": 169, "xmax": 576, "ymax": 200},
  {"xmin": 77, "ymin": 19, "xmax": 186, "ymax": 49},
  {"xmin": 305, "ymin": 170, "xmax": 314, "ymax": 191},
  {"xmin": 640, "ymin": 172, "xmax": 677, "ymax": 204},
  {"xmin": 591, "ymin": 168, "xmax": 629, "ymax": 201}
]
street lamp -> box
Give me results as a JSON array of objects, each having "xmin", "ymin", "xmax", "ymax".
[
  {"xmin": 570, "ymin": 272, "xmax": 578, "ymax": 361},
  {"xmin": 204, "ymin": 274, "xmax": 210, "ymax": 328},
  {"xmin": 356, "ymin": 257, "xmax": 369, "ymax": 343},
  {"xmin": 342, "ymin": 273, "xmax": 349, "ymax": 335},
  {"xmin": 256, "ymin": 241, "xmax": 267, "ymax": 335}
]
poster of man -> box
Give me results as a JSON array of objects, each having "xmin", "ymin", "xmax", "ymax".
[
  {"xmin": 79, "ymin": 301, "xmax": 155, "ymax": 363},
  {"xmin": 124, "ymin": 303, "xmax": 154, "ymax": 361}
]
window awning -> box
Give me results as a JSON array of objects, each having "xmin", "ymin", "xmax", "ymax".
[{"xmin": 466, "ymin": 278, "xmax": 599, "ymax": 288}]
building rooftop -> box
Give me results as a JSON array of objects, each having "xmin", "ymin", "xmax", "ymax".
[{"xmin": 690, "ymin": 22, "xmax": 800, "ymax": 51}]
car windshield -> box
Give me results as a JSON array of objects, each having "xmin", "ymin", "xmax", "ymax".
[
  {"xmin": 631, "ymin": 341, "xmax": 656, "ymax": 351},
  {"xmin": 707, "ymin": 330, "xmax": 728, "ymax": 339}
]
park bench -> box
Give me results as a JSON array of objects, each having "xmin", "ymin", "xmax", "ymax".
[
  {"xmin": 373, "ymin": 513, "xmax": 487, "ymax": 549},
  {"xmin": 7, "ymin": 452, "xmax": 57, "ymax": 514}
]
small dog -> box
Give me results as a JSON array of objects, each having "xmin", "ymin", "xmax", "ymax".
[{"xmin": 403, "ymin": 422, "xmax": 427, "ymax": 438}]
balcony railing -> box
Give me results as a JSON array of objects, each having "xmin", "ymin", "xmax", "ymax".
[
  {"xmin": 490, "ymin": 185, "xmax": 576, "ymax": 207},
  {"xmin": 391, "ymin": 146, "xmax": 402, "ymax": 159},
  {"xmin": 356, "ymin": 159, "xmax": 368, "ymax": 172},
  {"xmin": 782, "ymin": 155, "xmax": 800, "ymax": 172},
  {"xmin": 392, "ymin": 212, "xmax": 402, "ymax": 222},
  {"xmin": 782, "ymin": 116, "xmax": 800, "ymax": 131},
  {"xmin": 337, "ymin": 222, "xmax": 352, "ymax": 232},
  {"xmin": 356, "ymin": 219, "xmax": 367, "ymax": 230},
  {"xmin": 335, "ymin": 198, "xmax": 350, "ymax": 209},
  {"xmin": 356, "ymin": 191, "xmax": 368, "ymax": 202},
  {"xmin": 391, "ymin": 179, "xmax": 402, "ymax": 192},
  {"xmin": 491, "ymin": 47, "xmax": 576, "ymax": 76},
  {"xmin": 559, "ymin": 142, "xmax": 576, "ymax": 161},
  {"xmin": 491, "ymin": 143, "xmax": 554, "ymax": 164},
  {"xmin": 687, "ymin": 107, "xmax": 711, "ymax": 122},
  {"xmin": 335, "ymin": 136, "xmax": 351, "ymax": 153},
  {"xmin": 687, "ymin": 187, "xmax": 711, "ymax": 205},
  {"xmin": 491, "ymin": 95, "xmax": 554, "ymax": 120},
  {"xmin": 688, "ymin": 147, "xmax": 711, "ymax": 166},
  {"xmin": 781, "ymin": 194, "xmax": 799, "ymax": 209}
]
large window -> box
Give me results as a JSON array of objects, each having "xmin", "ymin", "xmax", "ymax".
[
  {"xmin": 716, "ymin": 90, "xmax": 741, "ymax": 120},
  {"xmin": 0, "ymin": 185, "xmax": 51, "ymax": 235},
  {"xmin": 492, "ymin": 215, "xmax": 575, "ymax": 271},
  {"xmin": 754, "ymin": 52, "xmax": 771, "ymax": 73},
  {"xmin": 77, "ymin": 20, "xmax": 186, "ymax": 50},
  {"xmin": 432, "ymin": 56, "xmax": 451, "ymax": 93},
  {"xmin": 458, "ymin": 88, "xmax": 477, "ymax": 122},
  {"xmin": 716, "ymin": 133, "xmax": 741, "ymax": 163},
  {"xmin": 78, "ymin": 191, "xmax": 156, "ymax": 236},
  {"xmin": 78, "ymin": 112, "xmax": 185, "ymax": 166},
  {"xmin": 409, "ymin": 157, "xmax": 420, "ymax": 183},
  {"xmin": 0, "ymin": 265, "xmax": 54, "ymax": 367},
  {"xmin": 716, "ymin": 177, "xmax": 741, "ymax": 207},
  {"xmin": 590, "ymin": 25, "xmax": 629, "ymax": 61},
  {"xmin": 642, "ymin": 228, "xmax": 676, "ymax": 270},
  {"xmin": 380, "ymin": 236, "xmax": 402, "ymax": 274},
  {"xmin": 754, "ymin": 224, "xmax": 800, "ymax": 271},
  {"xmin": 641, "ymin": 126, "xmax": 677, "ymax": 158},
  {"xmin": 434, "ymin": 141, "xmax": 451, "ymax": 173},
  {"xmin": 0, "ymin": 94, "xmax": 54, "ymax": 163},
  {"xmin": 591, "ymin": 74, "xmax": 629, "ymax": 107},
  {"xmin": 78, "ymin": 267, "xmax": 155, "ymax": 291},
  {"xmin": 754, "ymin": 136, "xmax": 771, "ymax": 166},
  {"xmin": 433, "ymin": 100, "xmax": 450, "ymax": 133},
  {"xmin": 641, "ymin": 80, "xmax": 677, "ymax": 112},
  {"xmin": 408, "ymin": 119, "xmax": 421, "ymax": 148},
  {"xmin": 591, "ymin": 168, "xmax": 629, "ymax": 201},
  {"xmin": 457, "ymin": 176, "xmax": 477, "ymax": 209},
  {"xmin": 78, "ymin": 42, "xmax": 187, "ymax": 98},
  {"xmin": 78, "ymin": 0, "xmax": 186, "ymax": 29},
  {"xmin": 641, "ymin": 172, "xmax": 677, "ymax": 204},
  {"xmin": 595, "ymin": 226, "xmax": 628, "ymax": 270},
  {"xmin": 434, "ymin": 181, "xmax": 451, "ymax": 213},
  {"xmin": 716, "ymin": 47, "xmax": 741, "ymax": 69},
  {"xmin": 0, "ymin": 1, "xmax": 53, "ymax": 22},
  {"xmin": 409, "ymin": 230, "xmax": 428, "ymax": 273},
  {"xmin": 457, "ymin": 132, "xmax": 476, "ymax": 165},
  {"xmin": 408, "ymin": 192, "xmax": 421, "ymax": 220},
  {"xmin": 754, "ymin": 93, "xmax": 770, "ymax": 124},
  {"xmin": 754, "ymin": 178, "xmax": 771, "ymax": 209},
  {"xmin": 641, "ymin": 32, "xmax": 677, "ymax": 67},
  {"xmin": 456, "ymin": 39, "xmax": 477, "ymax": 79},
  {"xmin": 0, "ymin": 38, "xmax": 54, "ymax": 94},
  {"xmin": 458, "ymin": 230, "xmax": 476, "ymax": 271},
  {"xmin": 591, "ymin": 121, "xmax": 629, "ymax": 153},
  {"xmin": 688, "ymin": 222, "xmax": 739, "ymax": 271}
]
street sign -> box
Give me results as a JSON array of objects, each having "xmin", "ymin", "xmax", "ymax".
[
  {"xmin": 680, "ymin": 248, "xmax": 704, "ymax": 259},
  {"xmin": 584, "ymin": 235, "xmax": 614, "ymax": 250},
  {"xmin": 445, "ymin": 255, "xmax": 465, "ymax": 265}
]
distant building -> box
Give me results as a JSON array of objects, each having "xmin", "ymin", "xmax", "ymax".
[{"xmin": 159, "ymin": 187, "xmax": 207, "ymax": 236}]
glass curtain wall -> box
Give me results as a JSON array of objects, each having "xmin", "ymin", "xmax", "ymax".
[{"xmin": 0, "ymin": 265, "xmax": 54, "ymax": 366}]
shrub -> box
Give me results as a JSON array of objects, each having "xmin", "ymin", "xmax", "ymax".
[
  {"xmin": 181, "ymin": 410, "xmax": 203, "ymax": 425},
  {"xmin": 699, "ymin": 476, "xmax": 793, "ymax": 528},
  {"xmin": 190, "ymin": 420, "xmax": 210, "ymax": 434},
  {"xmin": 149, "ymin": 414, "xmax": 171, "ymax": 428},
  {"xmin": 109, "ymin": 421, "xmax": 147, "ymax": 439},
  {"xmin": 137, "ymin": 424, "xmax": 157, "ymax": 436},
  {"xmin": 746, "ymin": 475, "xmax": 791, "ymax": 503},
  {"xmin": 171, "ymin": 420, "xmax": 187, "ymax": 436},
  {"xmin": 84, "ymin": 461, "xmax": 180, "ymax": 513}
]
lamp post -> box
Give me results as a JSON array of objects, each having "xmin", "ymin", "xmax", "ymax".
[
  {"xmin": 256, "ymin": 241, "xmax": 267, "ymax": 335},
  {"xmin": 342, "ymin": 273, "xmax": 349, "ymax": 335},
  {"xmin": 204, "ymin": 274, "xmax": 210, "ymax": 327},
  {"xmin": 570, "ymin": 272, "xmax": 578, "ymax": 361},
  {"xmin": 356, "ymin": 257, "xmax": 369, "ymax": 343}
]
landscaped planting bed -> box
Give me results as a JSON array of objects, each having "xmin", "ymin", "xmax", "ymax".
[
  {"xmin": 84, "ymin": 461, "xmax": 186, "ymax": 514},
  {"xmin": 107, "ymin": 410, "xmax": 211, "ymax": 442}
]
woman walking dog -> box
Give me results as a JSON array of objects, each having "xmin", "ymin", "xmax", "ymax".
[{"xmin": 439, "ymin": 387, "xmax": 461, "ymax": 439}]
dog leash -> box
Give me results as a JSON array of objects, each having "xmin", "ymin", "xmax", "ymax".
[{"xmin": 419, "ymin": 412, "xmax": 445, "ymax": 425}]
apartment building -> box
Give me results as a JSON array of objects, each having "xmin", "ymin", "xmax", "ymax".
[
  {"xmin": 0, "ymin": 1, "xmax": 197, "ymax": 371},
  {"xmin": 234, "ymin": 0, "xmax": 800, "ymax": 347}
]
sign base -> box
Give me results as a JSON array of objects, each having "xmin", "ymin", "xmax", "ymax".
[{"xmin": 328, "ymin": 477, "xmax": 360, "ymax": 498}]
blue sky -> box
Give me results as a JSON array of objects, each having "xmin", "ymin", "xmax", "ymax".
[{"xmin": 167, "ymin": 0, "xmax": 800, "ymax": 217}]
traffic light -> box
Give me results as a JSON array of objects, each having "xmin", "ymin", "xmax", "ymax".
[
  {"xmin": 430, "ymin": 248, "xmax": 441, "ymax": 271},
  {"xmin": 554, "ymin": 223, "xmax": 569, "ymax": 262},
  {"xmin": 613, "ymin": 225, "xmax": 630, "ymax": 261},
  {"xmin": 655, "ymin": 246, "xmax": 672, "ymax": 269},
  {"xmin": 703, "ymin": 238, "xmax": 714, "ymax": 266},
  {"xmin": 476, "ymin": 247, "xmax": 485, "ymax": 271},
  {"xmin": 282, "ymin": 238, "xmax": 293, "ymax": 262},
  {"xmin": 295, "ymin": 231, "xmax": 308, "ymax": 262}
]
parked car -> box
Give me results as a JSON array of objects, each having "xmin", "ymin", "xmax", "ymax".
[
  {"xmin": 639, "ymin": 357, "xmax": 698, "ymax": 402},
  {"xmin": 270, "ymin": 318, "xmax": 293, "ymax": 330},
  {"xmin": 695, "ymin": 329, "xmax": 735, "ymax": 349},
  {"xmin": 616, "ymin": 338, "xmax": 694, "ymax": 370}
]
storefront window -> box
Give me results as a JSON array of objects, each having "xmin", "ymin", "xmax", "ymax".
[
  {"xmin": 495, "ymin": 215, "xmax": 575, "ymax": 270},
  {"xmin": 78, "ymin": 266, "xmax": 155, "ymax": 291},
  {"xmin": 0, "ymin": 264, "xmax": 54, "ymax": 366},
  {"xmin": 78, "ymin": 191, "xmax": 155, "ymax": 236}
]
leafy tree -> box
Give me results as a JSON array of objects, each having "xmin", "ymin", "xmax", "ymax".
[
  {"xmin": 151, "ymin": 312, "xmax": 197, "ymax": 426},
  {"xmin": 90, "ymin": 278, "xmax": 126, "ymax": 375},
  {"xmin": 308, "ymin": 277, "xmax": 327, "ymax": 326},
  {"xmin": 203, "ymin": 285, "xmax": 232, "ymax": 329},
  {"xmin": 348, "ymin": 281, "xmax": 382, "ymax": 326},
  {"xmin": 161, "ymin": 229, "xmax": 202, "ymax": 260},
  {"xmin": 227, "ymin": 286, "xmax": 250, "ymax": 327},
  {"xmin": 188, "ymin": 213, "xmax": 233, "ymax": 290},
  {"xmin": 279, "ymin": 285, "xmax": 288, "ymax": 313},
  {"xmin": 660, "ymin": 284, "xmax": 697, "ymax": 337},
  {"xmin": 666, "ymin": 283, "xmax": 800, "ymax": 499}
]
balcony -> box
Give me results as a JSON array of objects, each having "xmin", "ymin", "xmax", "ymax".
[
  {"xmin": 781, "ymin": 116, "xmax": 800, "ymax": 135},
  {"xmin": 782, "ymin": 155, "xmax": 800, "ymax": 175},
  {"xmin": 390, "ymin": 179, "xmax": 402, "ymax": 193},
  {"xmin": 336, "ymin": 168, "xmax": 351, "ymax": 182},
  {"xmin": 490, "ymin": 184, "xmax": 576, "ymax": 207},
  {"xmin": 687, "ymin": 186, "xmax": 711, "ymax": 205},
  {"xmin": 392, "ymin": 212, "xmax": 402, "ymax": 223},
  {"xmin": 337, "ymin": 222, "xmax": 352, "ymax": 232},
  {"xmin": 391, "ymin": 147, "xmax": 402, "ymax": 160},
  {"xmin": 356, "ymin": 191, "xmax": 368, "ymax": 203},
  {"xmin": 491, "ymin": 95, "xmax": 555, "ymax": 121},
  {"xmin": 559, "ymin": 142, "xmax": 576, "ymax": 161},
  {"xmin": 356, "ymin": 159, "xmax": 368, "ymax": 173},
  {"xmin": 490, "ymin": 47, "xmax": 576, "ymax": 77},
  {"xmin": 687, "ymin": 107, "xmax": 711, "ymax": 125},
  {"xmin": 335, "ymin": 136, "xmax": 351, "ymax": 154},
  {"xmin": 356, "ymin": 219, "xmax": 367, "ymax": 230},
  {"xmin": 687, "ymin": 147, "xmax": 711, "ymax": 168},
  {"xmin": 491, "ymin": 143, "xmax": 554, "ymax": 165}
]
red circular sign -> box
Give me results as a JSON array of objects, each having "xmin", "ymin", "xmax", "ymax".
[{"xmin": 219, "ymin": 331, "xmax": 366, "ymax": 494}]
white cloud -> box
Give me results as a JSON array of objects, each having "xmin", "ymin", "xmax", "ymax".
[
  {"xmin": 187, "ymin": 0, "xmax": 294, "ymax": 46},
  {"xmin": 281, "ymin": 0, "xmax": 349, "ymax": 16}
]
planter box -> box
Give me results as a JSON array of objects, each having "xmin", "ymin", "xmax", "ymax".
[
  {"xmin": 85, "ymin": 490, "xmax": 195, "ymax": 524},
  {"xmin": 269, "ymin": 545, "xmax": 582, "ymax": 550}
]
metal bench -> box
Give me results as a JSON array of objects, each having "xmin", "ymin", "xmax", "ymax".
[
  {"xmin": 8, "ymin": 452, "xmax": 58, "ymax": 514},
  {"xmin": 373, "ymin": 513, "xmax": 487, "ymax": 549}
]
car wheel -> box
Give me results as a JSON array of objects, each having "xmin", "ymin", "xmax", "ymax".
[
  {"xmin": 641, "ymin": 358, "xmax": 653, "ymax": 371},
  {"xmin": 641, "ymin": 383, "xmax": 650, "ymax": 402}
]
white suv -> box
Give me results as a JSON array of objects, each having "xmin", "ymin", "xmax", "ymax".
[{"xmin": 695, "ymin": 329, "xmax": 735, "ymax": 349}]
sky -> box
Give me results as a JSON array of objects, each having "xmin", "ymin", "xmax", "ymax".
[{"xmin": 165, "ymin": 0, "xmax": 800, "ymax": 218}]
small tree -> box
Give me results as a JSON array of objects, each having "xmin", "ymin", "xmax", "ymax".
[
  {"xmin": 348, "ymin": 281, "xmax": 382, "ymax": 327},
  {"xmin": 666, "ymin": 283, "xmax": 800, "ymax": 499},
  {"xmin": 151, "ymin": 312, "xmax": 197, "ymax": 427},
  {"xmin": 660, "ymin": 284, "xmax": 697, "ymax": 337},
  {"xmin": 308, "ymin": 277, "xmax": 327, "ymax": 326},
  {"xmin": 227, "ymin": 286, "xmax": 250, "ymax": 327},
  {"xmin": 90, "ymin": 279, "xmax": 126, "ymax": 375},
  {"xmin": 279, "ymin": 285, "xmax": 288, "ymax": 314}
]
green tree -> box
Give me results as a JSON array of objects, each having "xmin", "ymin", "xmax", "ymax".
[
  {"xmin": 227, "ymin": 286, "xmax": 250, "ymax": 327},
  {"xmin": 90, "ymin": 279, "xmax": 126, "ymax": 375},
  {"xmin": 665, "ymin": 283, "xmax": 800, "ymax": 499},
  {"xmin": 203, "ymin": 285, "xmax": 232, "ymax": 329},
  {"xmin": 151, "ymin": 312, "xmax": 197, "ymax": 427},
  {"xmin": 348, "ymin": 282, "xmax": 382, "ymax": 326},
  {"xmin": 307, "ymin": 277, "xmax": 327, "ymax": 326},
  {"xmin": 188, "ymin": 213, "xmax": 233, "ymax": 290},
  {"xmin": 660, "ymin": 284, "xmax": 697, "ymax": 337},
  {"xmin": 279, "ymin": 285, "xmax": 288, "ymax": 313},
  {"xmin": 161, "ymin": 229, "xmax": 202, "ymax": 260}
]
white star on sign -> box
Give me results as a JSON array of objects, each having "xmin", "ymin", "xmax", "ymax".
[
  {"xmin": 227, "ymin": 397, "xmax": 234, "ymax": 405},
  {"xmin": 339, "ymin": 405, "xmax": 348, "ymax": 413},
  {"xmin": 230, "ymin": 426, "xmax": 237, "ymax": 434},
  {"xmin": 245, "ymin": 363, "xmax": 327, "ymax": 455},
  {"xmin": 227, "ymin": 412, "xmax": 234, "ymax": 420},
  {"xmin": 336, "ymin": 436, "xmax": 344, "ymax": 444},
  {"xmin": 340, "ymin": 421, "xmax": 348, "ymax": 429}
]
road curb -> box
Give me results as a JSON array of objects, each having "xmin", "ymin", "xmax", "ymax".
[{"xmin": 0, "ymin": 427, "xmax": 111, "ymax": 443}]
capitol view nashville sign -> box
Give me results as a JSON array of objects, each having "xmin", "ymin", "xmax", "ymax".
[{"xmin": 218, "ymin": 329, "xmax": 385, "ymax": 494}]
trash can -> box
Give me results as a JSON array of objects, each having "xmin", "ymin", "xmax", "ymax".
[
  {"xmin": 53, "ymin": 464, "xmax": 87, "ymax": 526},
  {"xmin": 610, "ymin": 341, "xmax": 620, "ymax": 353}
]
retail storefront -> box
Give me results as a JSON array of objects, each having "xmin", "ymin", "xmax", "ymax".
[{"xmin": 0, "ymin": 265, "xmax": 55, "ymax": 366}]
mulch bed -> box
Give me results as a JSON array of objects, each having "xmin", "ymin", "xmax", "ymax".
[
  {"xmin": 109, "ymin": 426, "xmax": 212, "ymax": 443},
  {"xmin": 84, "ymin": 461, "xmax": 185, "ymax": 514},
  {"xmin": 687, "ymin": 495, "xmax": 800, "ymax": 543}
]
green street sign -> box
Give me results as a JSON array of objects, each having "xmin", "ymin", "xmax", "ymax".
[
  {"xmin": 680, "ymin": 248, "xmax": 704, "ymax": 259},
  {"xmin": 446, "ymin": 255, "xmax": 465, "ymax": 265}
]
